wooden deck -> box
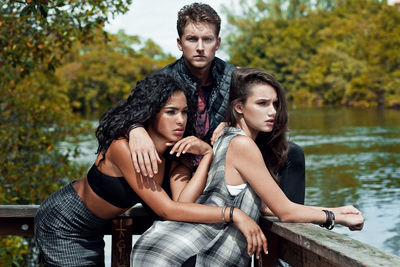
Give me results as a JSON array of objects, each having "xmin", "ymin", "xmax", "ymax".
[{"xmin": 1, "ymin": 205, "xmax": 399, "ymax": 266}]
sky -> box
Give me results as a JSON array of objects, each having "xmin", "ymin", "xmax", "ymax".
[{"xmin": 104, "ymin": 0, "xmax": 239, "ymax": 61}]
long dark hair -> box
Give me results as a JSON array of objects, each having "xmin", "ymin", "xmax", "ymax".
[
  {"xmin": 225, "ymin": 68, "xmax": 289, "ymax": 183},
  {"xmin": 95, "ymin": 74, "xmax": 195, "ymax": 159}
]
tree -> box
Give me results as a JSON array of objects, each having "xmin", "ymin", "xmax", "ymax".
[
  {"xmin": 55, "ymin": 29, "xmax": 175, "ymax": 116},
  {"xmin": 225, "ymin": 0, "xmax": 400, "ymax": 108},
  {"xmin": 0, "ymin": 0, "xmax": 131, "ymax": 264}
]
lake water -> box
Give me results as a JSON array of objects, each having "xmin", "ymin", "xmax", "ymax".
[
  {"xmin": 68, "ymin": 107, "xmax": 400, "ymax": 265},
  {"xmin": 288, "ymin": 107, "xmax": 400, "ymax": 256}
]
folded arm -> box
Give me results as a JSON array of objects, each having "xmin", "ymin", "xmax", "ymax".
[{"xmin": 169, "ymin": 136, "xmax": 214, "ymax": 203}]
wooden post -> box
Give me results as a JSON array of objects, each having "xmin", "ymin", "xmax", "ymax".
[
  {"xmin": 254, "ymin": 216, "xmax": 279, "ymax": 267},
  {"xmin": 111, "ymin": 217, "xmax": 133, "ymax": 267}
]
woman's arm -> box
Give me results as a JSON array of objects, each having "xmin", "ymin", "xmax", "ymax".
[
  {"xmin": 108, "ymin": 139, "xmax": 268, "ymax": 256},
  {"xmin": 260, "ymin": 201, "xmax": 274, "ymax": 216},
  {"xmin": 229, "ymin": 136, "xmax": 364, "ymax": 230},
  {"xmin": 168, "ymin": 136, "xmax": 213, "ymax": 202},
  {"xmin": 109, "ymin": 139, "xmax": 220, "ymax": 222}
]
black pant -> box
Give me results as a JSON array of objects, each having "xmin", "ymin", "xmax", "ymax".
[{"xmin": 277, "ymin": 142, "xmax": 306, "ymax": 205}]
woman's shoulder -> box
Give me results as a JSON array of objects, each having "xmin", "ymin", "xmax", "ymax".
[
  {"xmin": 228, "ymin": 135, "xmax": 263, "ymax": 163},
  {"xmin": 230, "ymin": 135, "xmax": 257, "ymax": 149},
  {"xmin": 107, "ymin": 138, "xmax": 130, "ymax": 161}
]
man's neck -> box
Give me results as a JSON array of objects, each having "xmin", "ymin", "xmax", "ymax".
[{"xmin": 184, "ymin": 61, "xmax": 212, "ymax": 85}]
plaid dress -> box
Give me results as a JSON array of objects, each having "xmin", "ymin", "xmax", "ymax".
[{"xmin": 131, "ymin": 127, "xmax": 262, "ymax": 266}]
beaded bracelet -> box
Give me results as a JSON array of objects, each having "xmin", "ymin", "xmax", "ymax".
[{"xmin": 327, "ymin": 211, "xmax": 335, "ymax": 230}]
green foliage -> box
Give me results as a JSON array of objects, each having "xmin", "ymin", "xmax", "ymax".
[
  {"xmin": 1, "ymin": 0, "xmax": 132, "ymax": 82},
  {"xmin": 55, "ymin": 30, "xmax": 175, "ymax": 115},
  {"xmin": 1, "ymin": 0, "xmax": 131, "ymax": 264},
  {"xmin": 1, "ymin": 71, "xmax": 89, "ymax": 205},
  {"xmin": 0, "ymin": 0, "xmax": 132, "ymax": 202},
  {"xmin": 0, "ymin": 236, "xmax": 30, "ymax": 266},
  {"xmin": 226, "ymin": 0, "xmax": 400, "ymax": 108}
]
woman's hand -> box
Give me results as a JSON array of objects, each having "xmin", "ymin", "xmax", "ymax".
[
  {"xmin": 167, "ymin": 136, "xmax": 212, "ymax": 157},
  {"xmin": 232, "ymin": 209, "xmax": 268, "ymax": 259},
  {"xmin": 337, "ymin": 212, "xmax": 365, "ymax": 231},
  {"xmin": 332, "ymin": 205, "xmax": 361, "ymax": 215},
  {"xmin": 335, "ymin": 206, "xmax": 364, "ymax": 230}
]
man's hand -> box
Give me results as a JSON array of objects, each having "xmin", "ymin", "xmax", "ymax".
[
  {"xmin": 210, "ymin": 122, "xmax": 227, "ymax": 145},
  {"xmin": 128, "ymin": 127, "xmax": 161, "ymax": 178}
]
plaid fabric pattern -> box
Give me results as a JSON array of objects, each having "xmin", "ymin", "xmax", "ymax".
[
  {"xmin": 131, "ymin": 127, "xmax": 262, "ymax": 267},
  {"xmin": 34, "ymin": 182, "xmax": 109, "ymax": 266},
  {"xmin": 195, "ymin": 80, "xmax": 211, "ymax": 140}
]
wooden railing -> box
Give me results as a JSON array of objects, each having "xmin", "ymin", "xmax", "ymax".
[{"xmin": 1, "ymin": 205, "xmax": 399, "ymax": 267}]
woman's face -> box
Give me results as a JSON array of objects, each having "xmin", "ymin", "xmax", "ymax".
[
  {"xmin": 237, "ymin": 83, "xmax": 277, "ymax": 138},
  {"xmin": 150, "ymin": 91, "xmax": 188, "ymax": 142}
]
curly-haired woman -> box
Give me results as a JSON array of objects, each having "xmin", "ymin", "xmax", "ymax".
[{"xmin": 34, "ymin": 74, "xmax": 267, "ymax": 266}]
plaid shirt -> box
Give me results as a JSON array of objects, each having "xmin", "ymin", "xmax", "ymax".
[
  {"xmin": 131, "ymin": 127, "xmax": 262, "ymax": 266},
  {"xmin": 195, "ymin": 79, "xmax": 212, "ymax": 140}
]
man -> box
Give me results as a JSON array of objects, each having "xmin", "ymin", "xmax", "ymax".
[{"xmin": 128, "ymin": 2, "xmax": 305, "ymax": 204}]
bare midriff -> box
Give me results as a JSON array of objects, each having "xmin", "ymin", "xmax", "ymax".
[{"xmin": 73, "ymin": 177, "xmax": 127, "ymax": 220}]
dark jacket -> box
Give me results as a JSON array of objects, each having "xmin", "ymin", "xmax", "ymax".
[{"xmin": 155, "ymin": 57, "xmax": 236, "ymax": 139}]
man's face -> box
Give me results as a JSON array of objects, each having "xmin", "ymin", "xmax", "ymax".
[{"xmin": 177, "ymin": 21, "xmax": 221, "ymax": 72}]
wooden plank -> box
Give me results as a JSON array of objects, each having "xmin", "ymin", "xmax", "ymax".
[
  {"xmin": 0, "ymin": 205, "xmax": 39, "ymax": 217},
  {"xmin": 0, "ymin": 205, "xmax": 153, "ymax": 235},
  {"xmin": 278, "ymin": 236, "xmax": 336, "ymax": 267},
  {"xmin": 1, "ymin": 206, "xmax": 400, "ymax": 267},
  {"xmin": 259, "ymin": 216, "xmax": 400, "ymax": 267}
]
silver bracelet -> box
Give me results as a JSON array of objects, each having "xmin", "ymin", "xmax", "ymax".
[{"xmin": 221, "ymin": 206, "xmax": 227, "ymax": 223}]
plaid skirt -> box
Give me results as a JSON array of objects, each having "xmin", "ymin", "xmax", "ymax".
[{"xmin": 34, "ymin": 182, "xmax": 109, "ymax": 266}]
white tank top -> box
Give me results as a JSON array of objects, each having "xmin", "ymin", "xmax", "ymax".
[{"xmin": 226, "ymin": 183, "xmax": 247, "ymax": 196}]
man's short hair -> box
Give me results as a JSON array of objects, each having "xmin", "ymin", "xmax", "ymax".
[{"xmin": 177, "ymin": 2, "xmax": 221, "ymax": 37}]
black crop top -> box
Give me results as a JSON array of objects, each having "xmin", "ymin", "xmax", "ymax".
[
  {"xmin": 87, "ymin": 162, "xmax": 172, "ymax": 210},
  {"xmin": 87, "ymin": 164, "xmax": 141, "ymax": 208}
]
